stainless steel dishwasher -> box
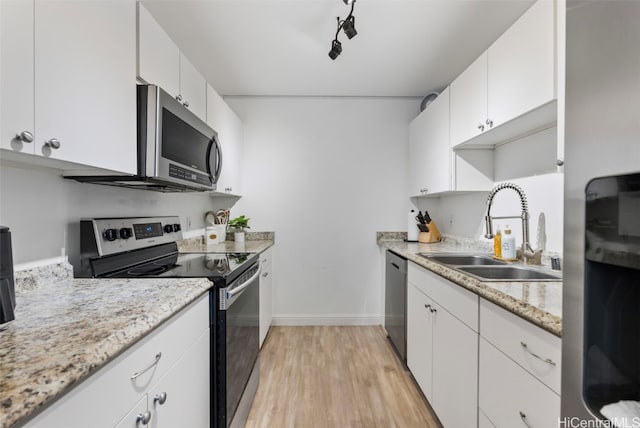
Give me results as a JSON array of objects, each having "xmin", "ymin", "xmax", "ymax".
[{"xmin": 385, "ymin": 250, "xmax": 407, "ymax": 363}]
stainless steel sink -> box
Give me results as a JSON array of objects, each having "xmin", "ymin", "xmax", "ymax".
[
  {"xmin": 457, "ymin": 266, "xmax": 561, "ymax": 282},
  {"xmin": 417, "ymin": 254, "xmax": 507, "ymax": 266}
]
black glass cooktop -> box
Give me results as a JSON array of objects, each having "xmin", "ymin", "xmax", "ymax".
[{"xmin": 103, "ymin": 252, "xmax": 257, "ymax": 280}]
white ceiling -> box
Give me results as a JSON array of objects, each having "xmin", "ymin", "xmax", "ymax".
[{"xmin": 142, "ymin": 0, "xmax": 535, "ymax": 97}]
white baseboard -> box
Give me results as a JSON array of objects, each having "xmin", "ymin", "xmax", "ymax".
[{"xmin": 272, "ymin": 315, "xmax": 382, "ymax": 326}]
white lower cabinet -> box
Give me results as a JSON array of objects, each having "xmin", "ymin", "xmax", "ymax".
[
  {"xmin": 407, "ymin": 264, "xmax": 478, "ymax": 428},
  {"xmin": 407, "ymin": 283, "xmax": 434, "ymax": 401},
  {"xmin": 24, "ymin": 294, "xmax": 209, "ymax": 428},
  {"xmin": 259, "ymin": 247, "xmax": 273, "ymax": 348},
  {"xmin": 114, "ymin": 395, "xmax": 148, "ymax": 428},
  {"xmin": 479, "ymin": 337, "xmax": 560, "ymax": 428},
  {"xmin": 478, "ymin": 298, "xmax": 561, "ymax": 427},
  {"xmin": 479, "ymin": 409, "xmax": 496, "ymax": 428},
  {"xmin": 147, "ymin": 330, "xmax": 210, "ymax": 428}
]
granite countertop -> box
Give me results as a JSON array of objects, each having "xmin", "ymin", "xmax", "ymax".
[
  {"xmin": 377, "ymin": 235, "xmax": 562, "ymax": 337},
  {"xmin": 177, "ymin": 232, "xmax": 274, "ymax": 254},
  {"xmin": 0, "ymin": 263, "xmax": 212, "ymax": 428}
]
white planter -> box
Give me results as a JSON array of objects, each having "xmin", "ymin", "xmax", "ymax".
[{"xmin": 234, "ymin": 232, "xmax": 245, "ymax": 243}]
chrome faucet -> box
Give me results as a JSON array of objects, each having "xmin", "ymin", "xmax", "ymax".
[{"xmin": 484, "ymin": 183, "xmax": 541, "ymax": 264}]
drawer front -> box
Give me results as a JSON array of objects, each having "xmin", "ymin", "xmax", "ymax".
[
  {"xmin": 480, "ymin": 298, "xmax": 561, "ymax": 393},
  {"xmin": 408, "ymin": 262, "xmax": 478, "ymax": 331},
  {"xmin": 480, "ymin": 338, "xmax": 560, "ymax": 428},
  {"xmin": 260, "ymin": 247, "xmax": 273, "ymax": 267},
  {"xmin": 25, "ymin": 293, "xmax": 209, "ymax": 428}
]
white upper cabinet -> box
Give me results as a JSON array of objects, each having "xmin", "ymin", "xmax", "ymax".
[
  {"xmin": 179, "ymin": 53, "xmax": 207, "ymax": 121},
  {"xmin": 409, "ymin": 87, "xmax": 493, "ymax": 197},
  {"xmin": 34, "ymin": 0, "xmax": 136, "ymax": 174},
  {"xmin": 450, "ymin": 54, "xmax": 488, "ymax": 147},
  {"xmin": 1, "ymin": 0, "xmax": 35, "ymax": 154},
  {"xmin": 137, "ymin": 4, "xmax": 206, "ymax": 122},
  {"xmin": 409, "ymin": 87, "xmax": 452, "ymax": 196},
  {"xmin": 207, "ymin": 84, "xmax": 242, "ymax": 196},
  {"xmin": 1, "ymin": 0, "xmax": 136, "ymax": 174},
  {"xmin": 450, "ymin": 0, "xmax": 557, "ymax": 148},
  {"xmin": 487, "ymin": 0, "xmax": 555, "ymax": 128},
  {"xmin": 137, "ymin": 3, "xmax": 180, "ymax": 97}
]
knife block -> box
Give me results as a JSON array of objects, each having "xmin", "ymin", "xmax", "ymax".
[{"xmin": 418, "ymin": 220, "xmax": 441, "ymax": 243}]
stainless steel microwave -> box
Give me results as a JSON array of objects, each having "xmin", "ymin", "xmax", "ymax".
[{"xmin": 67, "ymin": 84, "xmax": 222, "ymax": 192}]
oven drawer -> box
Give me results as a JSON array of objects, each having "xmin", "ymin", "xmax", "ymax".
[
  {"xmin": 25, "ymin": 293, "xmax": 209, "ymax": 428},
  {"xmin": 480, "ymin": 298, "xmax": 561, "ymax": 393}
]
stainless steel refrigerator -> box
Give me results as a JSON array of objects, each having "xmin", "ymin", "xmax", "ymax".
[{"xmin": 562, "ymin": 0, "xmax": 640, "ymax": 421}]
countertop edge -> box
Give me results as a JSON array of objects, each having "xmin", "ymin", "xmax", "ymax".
[
  {"xmin": 2, "ymin": 281, "xmax": 212, "ymax": 428},
  {"xmin": 379, "ymin": 241, "xmax": 562, "ymax": 337}
]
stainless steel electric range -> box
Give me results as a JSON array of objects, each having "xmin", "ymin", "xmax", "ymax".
[{"xmin": 78, "ymin": 216, "xmax": 260, "ymax": 428}]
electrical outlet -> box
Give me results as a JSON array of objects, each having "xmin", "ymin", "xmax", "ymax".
[
  {"xmin": 186, "ymin": 216, "xmax": 192, "ymax": 231},
  {"xmin": 449, "ymin": 214, "xmax": 454, "ymax": 226}
]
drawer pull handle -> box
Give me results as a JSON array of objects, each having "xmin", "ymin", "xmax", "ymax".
[
  {"xmin": 519, "ymin": 411, "xmax": 532, "ymax": 428},
  {"xmin": 520, "ymin": 342, "xmax": 556, "ymax": 366},
  {"xmin": 131, "ymin": 352, "xmax": 162, "ymax": 380}
]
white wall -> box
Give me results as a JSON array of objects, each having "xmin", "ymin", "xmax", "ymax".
[
  {"xmin": 0, "ymin": 161, "xmax": 237, "ymax": 266},
  {"xmin": 227, "ymin": 96, "xmax": 416, "ymax": 325}
]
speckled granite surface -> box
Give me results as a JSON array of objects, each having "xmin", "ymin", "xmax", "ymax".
[
  {"xmin": 178, "ymin": 238, "xmax": 274, "ymax": 254},
  {"xmin": 378, "ymin": 236, "xmax": 562, "ymax": 337},
  {"xmin": 0, "ymin": 263, "xmax": 211, "ymax": 428}
]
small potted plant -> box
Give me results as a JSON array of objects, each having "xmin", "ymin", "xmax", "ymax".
[{"xmin": 227, "ymin": 215, "xmax": 250, "ymax": 243}]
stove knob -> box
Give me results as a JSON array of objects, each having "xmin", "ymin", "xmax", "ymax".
[
  {"xmin": 173, "ymin": 224, "xmax": 181, "ymax": 232},
  {"xmin": 103, "ymin": 228, "xmax": 118, "ymax": 242},
  {"xmin": 119, "ymin": 227, "xmax": 133, "ymax": 240},
  {"xmin": 163, "ymin": 224, "xmax": 174, "ymax": 233}
]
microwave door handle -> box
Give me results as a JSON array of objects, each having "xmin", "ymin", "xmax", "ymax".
[{"xmin": 207, "ymin": 135, "xmax": 223, "ymax": 185}]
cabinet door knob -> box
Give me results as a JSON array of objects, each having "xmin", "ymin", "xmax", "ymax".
[
  {"xmin": 477, "ymin": 123, "xmax": 485, "ymax": 132},
  {"xmin": 153, "ymin": 392, "xmax": 168, "ymax": 405},
  {"xmin": 183, "ymin": 101, "xmax": 189, "ymax": 108},
  {"xmin": 262, "ymin": 272, "xmax": 269, "ymax": 277},
  {"xmin": 486, "ymin": 118, "xmax": 493, "ymax": 128},
  {"xmin": 556, "ymin": 159, "xmax": 564, "ymax": 166},
  {"xmin": 136, "ymin": 410, "xmax": 151, "ymax": 426},
  {"xmin": 44, "ymin": 138, "xmax": 61, "ymax": 149},
  {"xmin": 176, "ymin": 94, "xmax": 183, "ymax": 102},
  {"xmin": 16, "ymin": 131, "xmax": 34, "ymax": 143}
]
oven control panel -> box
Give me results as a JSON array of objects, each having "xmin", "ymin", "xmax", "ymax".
[{"xmin": 83, "ymin": 216, "xmax": 183, "ymax": 256}]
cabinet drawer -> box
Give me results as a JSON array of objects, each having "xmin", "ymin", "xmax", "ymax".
[
  {"xmin": 408, "ymin": 263, "xmax": 478, "ymax": 331},
  {"xmin": 25, "ymin": 293, "xmax": 209, "ymax": 428},
  {"xmin": 480, "ymin": 298, "xmax": 561, "ymax": 393},
  {"xmin": 480, "ymin": 337, "xmax": 560, "ymax": 428}
]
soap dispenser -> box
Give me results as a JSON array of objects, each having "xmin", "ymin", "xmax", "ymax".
[
  {"xmin": 502, "ymin": 226, "xmax": 517, "ymax": 260},
  {"xmin": 493, "ymin": 225, "xmax": 502, "ymax": 258}
]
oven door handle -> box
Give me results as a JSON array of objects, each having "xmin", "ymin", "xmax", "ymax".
[{"xmin": 227, "ymin": 263, "xmax": 261, "ymax": 300}]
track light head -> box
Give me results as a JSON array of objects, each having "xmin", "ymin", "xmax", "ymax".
[
  {"xmin": 342, "ymin": 0, "xmax": 355, "ymax": 4},
  {"xmin": 328, "ymin": 39, "xmax": 342, "ymax": 60},
  {"xmin": 342, "ymin": 15, "xmax": 357, "ymax": 39}
]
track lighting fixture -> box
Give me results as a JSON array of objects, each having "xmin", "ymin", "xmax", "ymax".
[
  {"xmin": 328, "ymin": 39, "xmax": 342, "ymax": 60},
  {"xmin": 328, "ymin": 0, "xmax": 357, "ymax": 60}
]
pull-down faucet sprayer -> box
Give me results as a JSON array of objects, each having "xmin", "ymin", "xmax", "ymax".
[{"xmin": 484, "ymin": 183, "xmax": 540, "ymax": 263}]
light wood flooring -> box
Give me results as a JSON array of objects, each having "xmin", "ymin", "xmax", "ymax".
[{"xmin": 245, "ymin": 326, "xmax": 441, "ymax": 428}]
